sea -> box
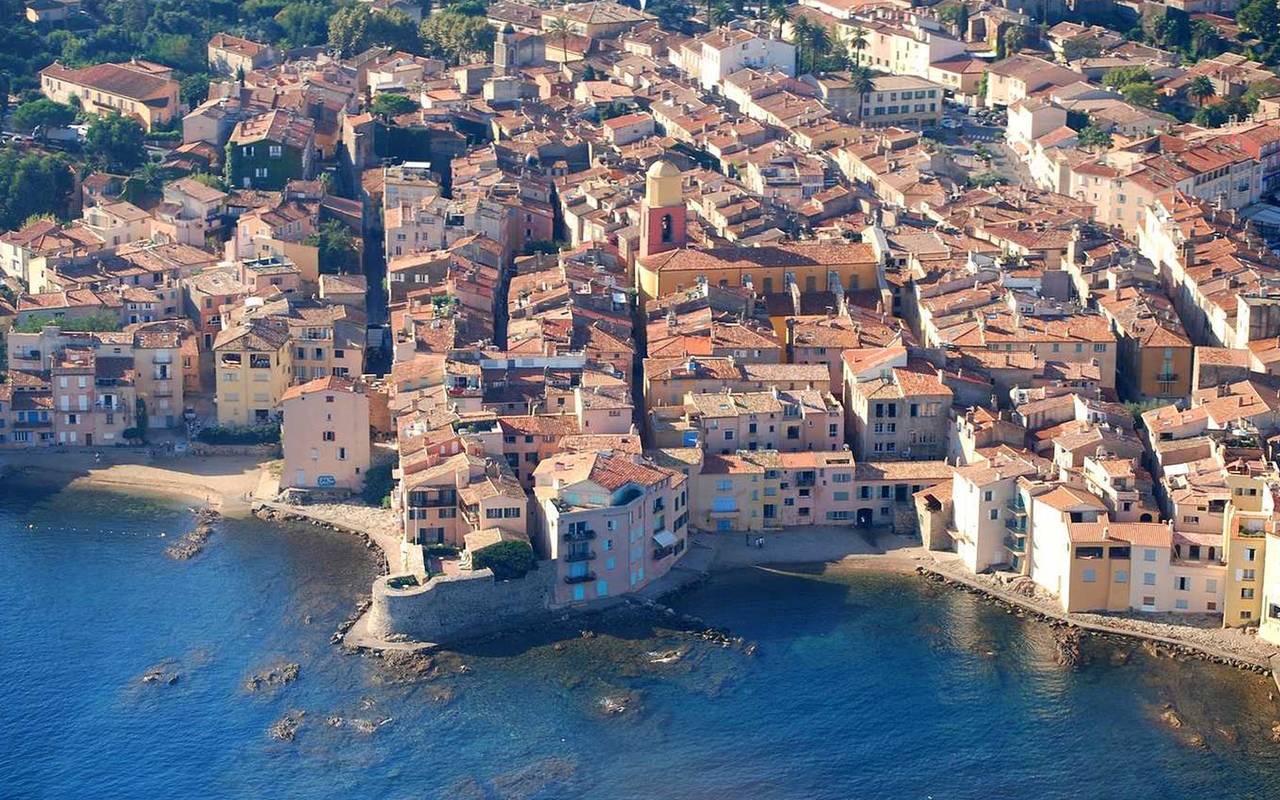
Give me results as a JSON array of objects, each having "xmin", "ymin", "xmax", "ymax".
[{"xmin": 3, "ymin": 484, "xmax": 1280, "ymax": 799}]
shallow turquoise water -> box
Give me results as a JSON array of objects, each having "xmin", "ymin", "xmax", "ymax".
[{"xmin": 2, "ymin": 485, "xmax": 1279, "ymax": 799}]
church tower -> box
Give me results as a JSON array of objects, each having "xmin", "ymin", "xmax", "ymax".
[
  {"xmin": 494, "ymin": 23, "xmax": 515, "ymax": 77},
  {"xmin": 640, "ymin": 159, "xmax": 686, "ymax": 259}
]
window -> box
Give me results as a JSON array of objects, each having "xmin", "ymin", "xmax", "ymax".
[
  {"xmin": 1143, "ymin": 572, "xmax": 1156, "ymax": 585},
  {"xmin": 1115, "ymin": 570, "xmax": 1128, "ymax": 583},
  {"xmin": 1246, "ymin": 548, "xmax": 1258, "ymax": 563},
  {"xmin": 337, "ymin": 447, "xmax": 347, "ymax": 460},
  {"xmin": 1143, "ymin": 549, "xmax": 1156, "ymax": 562},
  {"xmin": 983, "ymin": 490, "xmax": 992, "ymax": 502},
  {"xmin": 1175, "ymin": 599, "xmax": 1188, "ymax": 610},
  {"xmin": 716, "ymin": 480, "xmax": 732, "ymax": 491},
  {"xmin": 1243, "ymin": 569, "xmax": 1256, "ymax": 581},
  {"xmin": 1242, "ymin": 588, "xmax": 1256, "ymax": 600},
  {"xmin": 1175, "ymin": 577, "xmax": 1190, "ymax": 591},
  {"xmin": 988, "ymin": 509, "xmax": 998, "ymax": 521},
  {"xmin": 323, "ymin": 431, "xmax": 335, "ymax": 441},
  {"xmin": 269, "ymin": 144, "xmax": 282, "ymax": 157},
  {"xmin": 1082, "ymin": 568, "xmax": 1096, "ymax": 583}
]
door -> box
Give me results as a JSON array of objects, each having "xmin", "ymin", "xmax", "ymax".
[
  {"xmin": 295, "ymin": 469, "xmax": 306, "ymax": 487},
  {"xmin": 716, "ymin": 520, "xmax": 731, "ymax": 532},
  {"xmin": 85, "ymin": 434, "xmax": 93, "ymax": 446}
]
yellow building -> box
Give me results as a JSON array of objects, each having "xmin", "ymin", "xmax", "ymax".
[
  {"xmin": 1221, "ymin": 481, "xmax": 1276, "ymax": 627},
  {"xmin": 1259, "ymin": 527, "xmax": 1280, "ymax": 645},
  {"xmin": 636, "ymin": 241, "xmax": 881, "ymax": 302},
  {"xmin": 691, "ymin": 453, "xmax": 766, "ymax": 532},
  {"xmin": 213, "ymin": 317, "xmax": 293, "ymax": 426},
  {"xmin": 40, "ymin": 60, "xmax": 181, "ymax": 132}
]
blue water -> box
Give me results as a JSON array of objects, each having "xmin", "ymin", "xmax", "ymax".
[{"xmin": 3, "ymin": 485, "xmax": 1280, "ymax": 799}]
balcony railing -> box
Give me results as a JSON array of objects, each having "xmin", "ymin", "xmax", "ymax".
[
  {"xmin": 1006, "ymin": 498, "xmax": 1027, "ymax": 516},
  {"xmin": 1155, "ymin": 373, "xmax": 1177, "ymax": 383},
  {"xmin": 563, "ymin": 528, "xmax": 596, "ymax": 541},
  {"xmin": 564, "ymin": 550, "xmax": 596, "ymax": 563},
  {"xmin": 1004, "ymin": 534, "xmax": 1026, "ymax": 554},
  {"xmin": 564, "ymin": 572, "xmax": 596, "ymax": 584},
  {"xmin": 1005, "ymin": 516, "xmax": 1027, "ymax": 534},
  {"xmin": 653, "ymin": 546, "xmax": 675, "ymax": 560}
]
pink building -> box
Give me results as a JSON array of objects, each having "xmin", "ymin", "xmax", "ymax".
[
  {"xmin": 533, "ymin": 450, "xmax": 689, "ymax": 604},
  {"xmin": 281, "ymin": 376, "xmax": 371, "ymax": 492}
]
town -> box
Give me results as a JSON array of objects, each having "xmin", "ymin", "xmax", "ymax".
[{"xmin": 3, "ymin": 0, "xmax": 1280, "ymax": 653}]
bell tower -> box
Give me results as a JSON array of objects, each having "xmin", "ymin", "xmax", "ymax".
[{"xmin": 640, "ymin": 159, "xmax": 686, "ymax": 259}]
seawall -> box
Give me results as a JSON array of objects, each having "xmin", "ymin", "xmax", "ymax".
[
  {"xmin": 364, "ymin": 565, "xmax": 556, "ymax": 646},
  {"xmin": 916, "ymin": 562, "xmax": 1277, "ymax": 675}
]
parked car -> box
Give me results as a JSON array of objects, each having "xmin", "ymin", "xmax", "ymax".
[{"xmin": 940, "ymin": 117, "xmax": 963, "ymax": 130}]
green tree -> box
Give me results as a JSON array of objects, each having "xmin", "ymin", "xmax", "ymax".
[
  {"xmin": 304, "ymin": 219, "xmax": 358, "ymax": 274},
  {"xmin": 1077, "ymin": 123, "xmax": 1113, "ymax": 152},
  {"xmin": 421, "ymin": 10, "xmax": 498, "ymax": 65},
  {"xmin": 85, "ymin": 113, "xmax": 146, "ymax": 172},
  {"xmin": 791, "ymin": 16, "xmax": 813, "ymax": 75},
  {"xmin": 275, "ymin": 2, "xmax": 332, "ymax": 48},
  {"xmin": 1002, "ymin": 25, "xmax": 1026, "ymax": 58},
  {"xmin": 543, "ymin": 15, "xmax": 572, "ymax": 65},
  {"xmin": 1187, "ymin": 74, "xmax": 1215, "ymax": 107},
  {"xmin": 847, "ymin": 26, "xmax": 869, "ymax": 69},
  {"xmin": 371, "ymin": 92, "xmax": 418, "ymax": 118},
  {"xmin": 10, "ymin": 99, "xmax": 75, "ymax": 133},
  {"xmin": 939, "ymin": 3, "xmax": 969, "ymax": 37},
  {"xmin": 1188, "ymin": 19, "xmax": 1222, "ymax": 60},
  {"xmin": 765, "ymin": 0, "xmax": 790, "ymax": 40},
  {"xmin": 0, "ymin": 151, "xmax": 74, "ymax": 230},
  {"xmin": 471, "ymin": 540, "xmax": 536, "ymax": 580},
  {"xmin": 0, "ymin": 72, "xmax": 10, "ymax": 119},
  {"xmin": 1061, "ymin": 38, "xmax": 1102, "ymax": 62},
  {"xmin": 709, "ymin": 0, "xmax": 734, "ymax": 27},
  {"xmin": 1103, "ymin": 65, "xmax": 1152, "ymax": 89},
  {"xmin": 1121, "ymin": 82, "xmax": 1159, "ymax": 109},
  {"xmin": 179, "ymin": 72, "xmax": 212, "ymax": 109},
  {"xmin": 1240, "ymin": 0, "xmax": 1280, "ymax": 43}
]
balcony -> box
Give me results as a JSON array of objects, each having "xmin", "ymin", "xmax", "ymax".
[
  {"xmin": 1005, "ymin": 498, "xmax": 1027, "ymax": 516},
  {"xmin": 1004, "ymin": 534, "xmax": 1026, "ymax": 554},
  {"xmin": 1005, "ymin": 516, "xmax": 1027, "ymax": 534},
  {"xmin": 1155, "ymin": 373, "xmax": 1177, "ymax": 384},
  {"xmin": 563, "ymin": 528, "xmax": 596, "ymax": 542},
  {"xmin": 653, "ymin": 546, "xmax": 675, "ymax": 560},
  {"xmin": 564, "ymin": 572, "xmax": 596, "ymax": 584},
  {"xmin": 564, "ymin": 550, "xmax": 596, "ymax": 563}
]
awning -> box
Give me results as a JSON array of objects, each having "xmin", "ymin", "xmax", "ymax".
[{"xmin": 653, "ymin": 531, "xmax": 678, "ymax": 548}]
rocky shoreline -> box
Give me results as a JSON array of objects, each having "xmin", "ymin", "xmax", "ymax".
[
  {"xmin": 164, "ymin": 508, "xmax": 220, "ymax": 560},
  {"xmin": 915, "ymin": 565, "xmax": 1274, "ymax": 676}
]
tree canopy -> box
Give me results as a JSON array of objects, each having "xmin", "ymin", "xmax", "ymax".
[{"xmin": 85, "ymin": 113, "xmax": 147, "ymax": 173}]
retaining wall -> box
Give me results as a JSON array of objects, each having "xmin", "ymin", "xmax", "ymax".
[{"xmin": 367, "ymin": 563, "xmax": 556, "ymax": 644}]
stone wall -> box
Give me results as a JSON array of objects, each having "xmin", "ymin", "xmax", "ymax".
[
  {"xmin": 367, "ymin": 562, "xmax": 556, "ymax": 644},
  {"xmin": 188, "ymin": 442, "xmax": 281, "ymax": 457}
]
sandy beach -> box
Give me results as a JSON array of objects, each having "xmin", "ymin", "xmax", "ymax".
[{"xmin": 2, "ymin": 450, "xmax": 266, "ymax": 515}]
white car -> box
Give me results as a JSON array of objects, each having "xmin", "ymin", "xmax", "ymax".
[{"xmin": 940, "ymin": 117, "xmax": 963, "ymax": 130}]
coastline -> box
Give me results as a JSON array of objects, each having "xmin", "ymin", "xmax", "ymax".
[
  {"xmin": 8, "ymin": 459, "xmax": 1279, "ymax": 685},
  {"xmin": 2, "ymin": 451, "xmax": 265, "ymax": 516}
]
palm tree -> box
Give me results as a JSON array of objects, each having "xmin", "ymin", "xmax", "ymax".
[
  {"xmin": 791, "ymin": 16, "xmax": 814, "ymax": 76},
  {"xmin": 710, "ymin": 0, "xmax": 735, "ymax": 27},
  {"xmin": 847, "ymin": 26, "xmax": 869, "ymax": 69},
  {"xmin": 1187, "ymin": 74, "xmax": 1216, "ymax": 108},
  {"xmin": 546, "ymin": 16, "xmax": 571, "ymax": 64},
  {"xmin": 849, "ymin": 66, "xmax": 873, "ymax": 122},
  {"xmin": 765, "ymin": 0, "xmax": 790, "ymax": 39},
  {"xmin": 807, "ymin": 24, "xmax": 831, "ymax": 75}
]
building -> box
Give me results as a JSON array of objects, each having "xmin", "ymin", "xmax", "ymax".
[
  {"xmin": 40, "ymin": 60, "xmax": 180, "ymax": 132},
  {"xmin": 533, "ymin": 450, "xmax": 689, "ymax": 604},
  {"xmin": 212, "ymin": 317, "xmax": 292, "ymax": 426},
  {"xmin": 637, "ymin": 240, "xmax": 878, "ymax": 302},
  {"xmin": 226, "ymin": 110, "xmax": 316, "ymax": 190},
  {"xmin": 843, "ymin": 364, "xmax": 953, "ymax": 460},
  {"xmin": 857, "ymin": 76, "xmax": 944, "ymax": 128},
  {"xmin": 649, "ymin": 388, "xmax": 843, "ymax": 453},
  {"xmin": 207, "ymin": 33, "xmax": 275, "ymax": 77},
  {"xmin": 638, "ymin": 159, "xmax": 687, "ymax": 261},
  {"xmin": 281, "ymin": 376, "xmax": 371, "ymax": 492}
]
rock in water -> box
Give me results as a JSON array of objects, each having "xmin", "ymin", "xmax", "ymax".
[
  {"xmin": 269, "ymin": 710, "xmax": 305, "ymax": 742},
  {"xmin": 243, "ymin": 662, "xmax": 300, "ymax": 692}
]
